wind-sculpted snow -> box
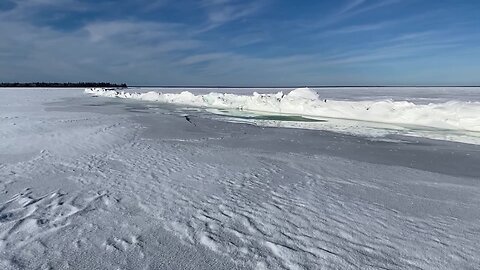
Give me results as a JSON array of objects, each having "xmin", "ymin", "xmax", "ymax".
[
  {"xmin": 104, "ymin": 141, "xmax": 480, "ymax": 269},
  {"xmin": 2, "ymin": 89, "xmax": 480, "ymax": 269},
  {"xmin": 85, "ymin": 87, "xmax": 480, "ymax": 134}
]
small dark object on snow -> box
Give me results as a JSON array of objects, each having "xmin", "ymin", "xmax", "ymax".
[{"xmin": 184, "ymin": 115, "xmax": 196, "ymax": 126}]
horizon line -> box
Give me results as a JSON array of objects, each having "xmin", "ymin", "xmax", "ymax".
[{"xmin": 129, "ymin": 85, "xmax": 480, "ymax": 88}]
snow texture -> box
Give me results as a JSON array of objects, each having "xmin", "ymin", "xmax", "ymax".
[{"xmin": 0, "ymin": 88, "xmax": 479, "ymax": 269}]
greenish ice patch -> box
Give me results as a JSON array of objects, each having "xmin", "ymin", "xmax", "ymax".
[{"xmin": 215, "ymin": 109, "xmax": 326, "ymax": 122}]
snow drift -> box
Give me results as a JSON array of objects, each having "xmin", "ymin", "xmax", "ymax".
[{"xmin": 85, "ymin": 87, "xmax": 480, "ymax": 133}]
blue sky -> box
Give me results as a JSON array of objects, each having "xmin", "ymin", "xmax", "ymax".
[{"xmin": 0, "ymin": 0, "xmax": 479, "ymax": 86}]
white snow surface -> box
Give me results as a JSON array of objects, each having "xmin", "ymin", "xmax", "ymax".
[
  {"xmin": 85, "ymin": 87, "xmax": 480, "ymax": 144},
  {"xmin": 1, "ymin": 88, "xmax": 480, "ymax": 269}
]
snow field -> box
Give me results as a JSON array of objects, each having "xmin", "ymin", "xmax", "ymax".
[{"xmin": 1, "ymin": 89, "xmax": 479, "ymax": 269}]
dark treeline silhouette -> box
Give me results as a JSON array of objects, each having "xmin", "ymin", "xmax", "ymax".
[{"xmin": 0, "ymin": 82, "xmax": 128, "ymax": 88}]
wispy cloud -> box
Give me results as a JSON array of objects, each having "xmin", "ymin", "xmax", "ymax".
[
  {"xmin": 1, "ymin": 0, "xmax": 479, "ymax": 85},
  {"xmin": 324, "ymin": 21, "xmax": 391, "ymax": 35},
  {"xmin": 338, "ymin": 0, "xmax": 366, "ymax": 15},
  {"xmin": 0, "ymin": 8, "xmax": 203, "ymax": 84},
  {"xmin": 318, "ymin": 32, "xmax": 469, "ymax": 66},
  {"xmin": 198, "ymin": 0, "xmax": 265, "ymax": 32},
  {"xmin": 2, "ymin": 0, "xmax": 87, "ymax": 17},
  {"xmin": 389, "ymin": 31, "xmax": 441, "ymax": 42},
  {"xmin": 319, "ymin": 12, "xmax": 431, "ymax": 37},
  {"xmin": 316, "ymin": 0, "xmax": 401, "ymax": 28},
  {"xmin": 179, "ymin": 52, "xmax": 231, "ymax": 65},
  {"xmin": 342, "ymin": 0, "xmax": 400, "ymax": 17},
  {"xmin": 84, "ymin": 21, "xmax": 182, "ymax": 42}
]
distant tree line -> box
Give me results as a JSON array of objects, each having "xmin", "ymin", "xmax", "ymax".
[{"xmin": 0, "ymin": 82, "xmax": 128, "ymax": 88}]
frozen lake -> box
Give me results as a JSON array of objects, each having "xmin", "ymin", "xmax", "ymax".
[
  {"xmin": 88, "ymin": 87, "xmax": 480, "ymax": 145},
  {"xmin": 0, "ymin": 88, "xmax": 479, "ymax": 269}
]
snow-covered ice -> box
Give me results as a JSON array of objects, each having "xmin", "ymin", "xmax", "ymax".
[
  {"xmin": 85, "ymin": 87, "xmax": 480, "ymax": 144},
  {"xmin": 1, "ymin": 88, "xmax": 479, "ymax": 269}
]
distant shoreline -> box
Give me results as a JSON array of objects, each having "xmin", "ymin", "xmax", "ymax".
[
  {"xmin": 0, "ymin": 82, "xmax": 127, "ymax": 88},
  {"xmin": 1, "ymin": 84, "xmax": 479, "ymax": 88}
]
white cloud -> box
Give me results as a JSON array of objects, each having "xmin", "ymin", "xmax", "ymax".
[
  {"xmin": 197, "ymin": 0, "xmax": 264, "ymax": 32},
  {"xmin": 312, "ymin": 0, "xmax": 400, "ymax": 29},
  {"xmin": 84, "ymin": 21, "xmax": 182, "ymax": 43},
  {"xmin": 1, "ymin": 0, "xmax": 478, "ymax": 85},
  {"xmin": 338, "ymin": 0, "xmax": 366, "ymax": 15},
  {"xmin": 0, "ymin": 11, "xmax": 203, "ymax": 83},
  {"xmin": 179, "ymin": 52, "xmax": 231, "ymax": 65},
  {"xmin": 324, "ymin": 22, "xmax": 390, "ymax": 35}
]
